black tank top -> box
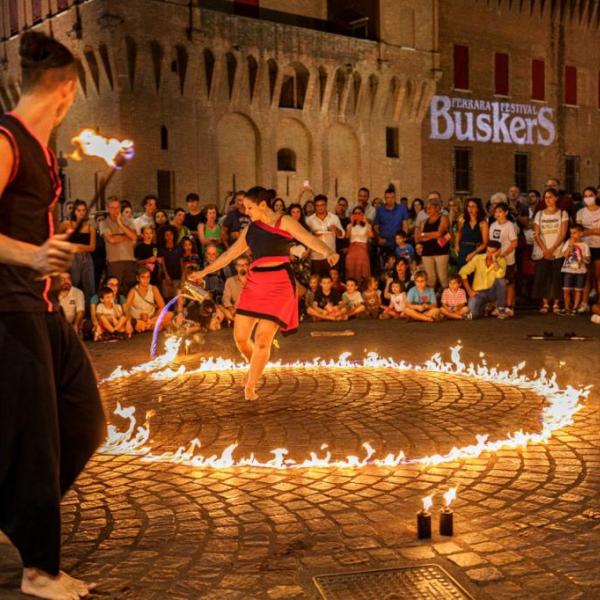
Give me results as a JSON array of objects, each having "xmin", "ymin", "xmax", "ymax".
[
  {"xmin": 246, "ymin": 218, "xmax": 292, "ymax": 262},
  {"xmin": 422, "ymin": 216, "xmax": 447, "ymax": 256},
  {"xmin": 0, "ymin": 113, "xmax": 61, "ymax": 312},
  {"xmin": 70, "ymin": 230, "xmax": 91, "ymax": 246}
]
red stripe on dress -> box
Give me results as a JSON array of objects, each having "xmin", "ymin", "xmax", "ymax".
[
  {"xmin": 253, "ymin": 219, "xmax": 293, "ymax": 239},
  {"xmin": 251, "ymin": 256, "xmax": 290, "ymax": 267},
  {"xmin": 0, "ymin": 126, "xmax": 20, "ymax": 185}
]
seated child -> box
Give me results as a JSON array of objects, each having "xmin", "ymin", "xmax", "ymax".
[
  {"xmin": 362, "ymin": 276, "xmax": 382, "ymax": 319},
  {"xmin": 306, "ymin": 275, "xmax": 345, "ymax": 321},
  {"xmin": 440, "ymin": 274, "xmax": 471, "ymax": 320},
  {"xmin": 394, "ymin": 231, "xmax": 415, "ymax": 261},
  {"xmin": 404, "ymin": 271, "xmax": 441, "ymax": 322},
  {"xmin": 341, "ymin": 278, "xmax": 366, "ymax": 318},
  {"xmin": 303, "ymin": 274, "xmax": 320, "ymax": 316},
  {"xmin": 380, "ymin": 281, "xmax": 407, "ymax": 320},
  {"xmin": 561, "ymin": 224, "xmax": 590, "ymax": 314},
  {"xmin": 94, "ymin": 286, "xmax": 130, "ymax": 341},
  {"xmin": 329, "ymin": 267, "xmax": 346, "ymax": 293}
]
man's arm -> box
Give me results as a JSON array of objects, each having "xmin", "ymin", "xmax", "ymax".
[{"xmin": 119, "ymin": 217, "xmax": 138, "ymax": 242}]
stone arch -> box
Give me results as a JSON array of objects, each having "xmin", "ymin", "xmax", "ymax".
[
  {"xmin": 324, "ymin": 123, "xmax": 359, "ymax": 201},
  {"xmin": 267, "ymin": 58, "xmax": 278, "ymax": 103},
  {"xmin": 203, "ymin": 48, "xmax": 215, "ymax": 98},
  {"xmin": 247, "ymin": 55, "xmax": 258, "ymax": 100},
  {"xmin": 216, "ymin": 113, "xmax": 260, "ymax": 201},
  {"xmin": 149, "ymin": 40, "xmax": 163, "ymax": 92},
  {"xmin": 276, "ymin": 117, "xmax": 311, "ymax": 200},
  {"xmin": 279, "ymin": 62, "xmax": 309, "ymax": 109},
  {"xmin": 225, "ymin": 52, "xmax": 237, "ymax": 100}
]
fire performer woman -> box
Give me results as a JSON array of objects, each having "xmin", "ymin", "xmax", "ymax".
[
  {"xmin": 0, "ymin": 32, "xmax": 105, "ymax": 599},
  {"xmin": 190, "ymin": 186, "xmax": 339, "ymax": 400}
]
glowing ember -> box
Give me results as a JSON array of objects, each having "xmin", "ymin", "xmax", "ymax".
[
  {"xmin": 98, "ymin": 344, "xmax": 590, "ymax": 471},
  {"xmin": 422, "ymin": 495, "xmax": 433, "ymax": 512},
  {"xmin": 70, "ymin": 128, "xmax": 135, "ymax": 168},
  {"xmin": 443, "ymin": 487, "xmax": 457, "ymax": 508}
]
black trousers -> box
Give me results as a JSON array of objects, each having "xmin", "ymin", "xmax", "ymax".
[{"xmin": 0, "ymin": 312, "xmax": 105, "ymax": 575}]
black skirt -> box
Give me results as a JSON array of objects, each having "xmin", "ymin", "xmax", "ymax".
[{"xmin": 532, "ymin": 258, "xmax": 563, "ymax": 300}]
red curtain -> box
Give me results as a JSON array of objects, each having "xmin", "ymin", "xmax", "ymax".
[
  {"xmin": 531, "ymin": 59, "xmax": 545, "ymax": 101},
  {"xmin": 494, "ymin": 53, "xmax": 509, "ymax": 96},
  {"xmin": 453, "ymin": 45, "xmax": 469, "ymax": 90}
]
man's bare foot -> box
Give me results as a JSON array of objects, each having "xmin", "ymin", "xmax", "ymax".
[{"xmin": 21, "ymin": 568, "xmax": 96, "ymax": 600}]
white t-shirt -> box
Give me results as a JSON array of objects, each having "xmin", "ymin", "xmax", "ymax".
[
  {"xmin": 97, "ymin": 302, "xmax": 124, "ymax": 321},
  {"xmin": 561, "ymin": 241, "xmax": 590, "ymax": 274},
  {"xmin": 342, "ymin": 290, "xmax": 364, "ymax": 308},
  {"xmin": 59, "ymin": 287, "xmax": 85, "ymax": 324},
  {"xmin": 576, "ymin": 207, "xmax": 600, "ymax": 248},
  {"xmin": 349, "ymin": 223, "xmax": 371, "ymax": 244},
  {"xmin": 305, "ymin": 212, "xmax": 343, "ymax": 260},
  {"xmin": 532, "ymin": 209, "xmax": 568, "ymax": 260},
  {"xmin": 389, "ymin": 292, "xmax": 407, "ymax": 312},
  {"xmin": 489, "ymin": 220, "xmax": 518, "ymax": 265},
  {"xmin": 134, "ymin": 213, "xmax": 155, "ymax": 235}
]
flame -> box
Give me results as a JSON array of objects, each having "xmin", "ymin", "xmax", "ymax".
[
  {"xmin": 99, "ymin": 344, "xmax": 590, "ymax": 471},
  {"xmin": 422, "ymin": 495, "xmax": 433, "ymax": 512},
  {"xmin": 70, "ymin": 128, "xmax": 135, "ymax": 168},
  {"xmin": 443, "ymin": 487, "xmax": 457, "ymax": 508}
]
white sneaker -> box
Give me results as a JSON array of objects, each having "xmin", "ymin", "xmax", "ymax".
[
  {"xmin": 591, "ymin": 314, "xmax": 600, "ymax": 325},
  {"xmin": 578, "ymin": 302, "xmax": 590, "ymax": 314}
]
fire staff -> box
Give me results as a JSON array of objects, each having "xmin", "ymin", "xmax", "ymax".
[
  {"xmin": 0, "ymin": 32, "xmax": 105, "ymax": 599},
  {"xmin": 191, "ymin": 186, "xmax": 339, "ymax": 400}
]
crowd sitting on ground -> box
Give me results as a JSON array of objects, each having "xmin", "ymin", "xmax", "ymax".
[{"xmin": 57, "ymin": 179, "xmax": 600, "ymax": 342}]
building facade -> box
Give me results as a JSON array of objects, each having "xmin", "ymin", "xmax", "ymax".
[{"xmin": 1, "ymin": 0, "xmax": 599, "ymax": 210}]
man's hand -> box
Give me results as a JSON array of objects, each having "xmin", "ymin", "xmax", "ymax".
[
  {"xmin": 31, "ymin": 234, "xmax": 76, "ymax": 275},
  {"xmin": 467, "ymin": 289, "xmax": 478, "ymax": 298},
  {"xmin": 187, "ymin": 271, "xmax": 205, "ymax": 285}
]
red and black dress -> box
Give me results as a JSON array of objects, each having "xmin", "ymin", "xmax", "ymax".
[{"xmin": 236, "ymin": 218, "xmax": 298, "ymax": 334}]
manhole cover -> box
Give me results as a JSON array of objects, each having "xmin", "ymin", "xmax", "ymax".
[{"xmin": 313, "ymin": 564, "xmax": 474, "ymax": 600}]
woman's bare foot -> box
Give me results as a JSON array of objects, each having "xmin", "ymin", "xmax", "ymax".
[
  {"xmin": 244, "ymin": 384, "xmax": 259, "ymax": 401},
  {"xmin": 21, "ymin": 568, "xmax": 96, "ymax": 600}
]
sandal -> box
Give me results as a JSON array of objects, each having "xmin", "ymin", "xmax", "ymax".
[
  {"xmin": 539, "ymin": 305, "xmax": 549, "ymax": 314},
  {"xmin": 552, "ymin": 304, "xmax": 562, "ymax": 315}
]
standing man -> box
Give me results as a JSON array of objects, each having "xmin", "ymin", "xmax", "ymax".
[
  {"xmin": 0, "ymin": 31, "xmax": 104, "ymax": 599},
  {"xmin": 102, "ymin": 196, "xmax": 138, "ymax": 293},
  {"xmin": 374, "ymin": 187, "xmax": 409, "ymax": 262},
  {"xmin": 305, "ymin": 194, "xmax": 344, "ymax": 276},
  {"xmin": 347, "ymin": 187, "xmax": 376, "ymax": 222},
  {"xmin": 222, "ymin": 190, "xmax": 250, "ymax": 246},
  {"xmin": 58, "ymin": 272, "xmax": 85, "ymax": 336},
  {"xmin": 183, "ymin": 192, "xmax": 205, "ymax": 240},
  {"xmin": 133, "ymin": 194, "xmax": 157, "ymax": 234}
]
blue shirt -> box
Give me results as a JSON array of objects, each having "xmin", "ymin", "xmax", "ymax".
[
  {"xmin": 407, "ymin": 286, "xmax": 437, "ymax": 306},
  {"xmin": 374, "ymin": 204, "xmax": 409, "ymax": 246},
  {"xmin": 395, "ymin": 242, "xmax": 415, "ymax": 260}
]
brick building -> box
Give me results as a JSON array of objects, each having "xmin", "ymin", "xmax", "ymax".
[{"xmin": 1, "ymin": 0, "xmax": 599, "ymax": 210}]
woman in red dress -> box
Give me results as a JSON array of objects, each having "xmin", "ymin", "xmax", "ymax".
[{"xmin": 191, "ymin": 186, "xmax": 338, "ymax": 399}]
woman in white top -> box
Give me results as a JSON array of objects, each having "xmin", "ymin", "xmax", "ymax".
[
  {"xmin": 345, "ymin": 206, "xmax": 373, "ymax": 282},
  {"xmin": 576, "ymin": 186, "xmax": 600, "ymax": 312},
  {"xmin": 125, "ymin": 265, "xmax": 171, "ymax": 332},
  {"xmin": 532, "ymin": 188, "xmax": 569, "ymax": 314}
]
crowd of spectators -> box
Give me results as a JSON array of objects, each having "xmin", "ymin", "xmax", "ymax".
[{"xmin": 57, "ymin": 178, "xmax": 600, "ymax": 343}]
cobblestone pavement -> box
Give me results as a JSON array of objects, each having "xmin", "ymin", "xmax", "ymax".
[{"xmin": 1, "ymin": 315, "xmax": 599, "ymax": 599}]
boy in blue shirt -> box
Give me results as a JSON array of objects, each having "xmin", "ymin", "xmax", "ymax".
[
  {"xmin": 405, "ymin": 271, "xmax": 441, "ymax": 322},
  {"xmin": 394, "ymin": 231, "xmax": 415, "ymax": 261}
]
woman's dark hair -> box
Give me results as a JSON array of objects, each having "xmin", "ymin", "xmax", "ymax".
[
  {"xmin": 409, "ymin": 198, "xmax": 424, "ymax": 220},
  {"xmin": 202, "ymin": 203, "xmax": 220, "ymax": 219},
  {"xmin": 462, "ymin": 197, "xmax": 485, "ymax": 224},
  {"xmin": 543, "ymin": 188, "xmax": 559, "ymax": 201},
  {"xmin": 273, "ymin": 197, "xmax": 286, "ymax": 211},
  {"xmin": 69, "ymin": 199, "xmax": 87, "ymax": 221},
  {"xmin": 120, "ymin": 199, "xmax": 132, "ymax": 210},
  {"xmin": 392, "ymin": 257, "xmax": 411, "ymax": 283},
  {"xmin": 245, "ymin": 186, "xmax": 273, "ymax": 207},
  {"xmin": 20, "ymin": 31, "xmax": 78, "ymax": 93},
  {"xmin": 287, "ymin": 203, "xmax": 307, "ymax": 229},
  {"xmin": 303, "ymin": 200, "xmax": 315, "ymax": 216},
  {"xmin": 157, "ymin": 224, "xmax": 177, "ymax": 247},
  {"xmin": 154, "ymin": 209, "xmax": 169, "ymax": 223}
]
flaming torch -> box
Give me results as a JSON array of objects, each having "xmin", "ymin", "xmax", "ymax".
[
  {"xmin": 439, "ymin": 487, "xmax": 457, "ymax": 536},
  {"xmin": 69, "ymin": 128, "xmax": 135, "ymax": 236},
  {"xmin": 417, "ymin": 495, "xmax": 433, "ymax": 539}
]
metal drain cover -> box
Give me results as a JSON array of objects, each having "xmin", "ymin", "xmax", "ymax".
[{"xmin": 313, "ymin": 564, "xmax": 474, "ymax": 600}]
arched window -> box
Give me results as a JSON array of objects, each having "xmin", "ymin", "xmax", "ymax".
[
  {"xmin": 279, "ymin": 63, "xmax": 309, "ymax": 109},
  {"xmin": 267, "ymin": 59, "xmax": 278, "ymax": 103},
  {"xmin": 247, "ymin": 55, "xmax": 258, "ymax": 100},
  {"xmin": 203, "ymin": 48, "xmax": 215, "ymax": 97},
  {"xmin": 335, "ymin": 69, "xmax": 347, "ymax": 112},
  {"xmin": 225, "ymin": 52, "xmax": 237, "ymax": 99},
  {"xmin": 277, "ymin": 148, "xmax": 296, "ymax": 172},
  {"xmin": 318, "ymin": 66, "xmax": 328, "ymax": 108},
  {"xmin": 160, "ymin": 126, "xmax": 169, "ymax": 150}
]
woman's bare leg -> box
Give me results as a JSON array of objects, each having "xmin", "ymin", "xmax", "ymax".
[
  {"xmin": 233, "ymin": 314, "xmax": 257, "ymax": 362},
  {"xmin": 245, "ymin": 319, "xmax": 279, "ymax": 400}
]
